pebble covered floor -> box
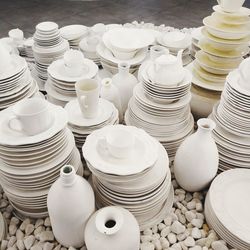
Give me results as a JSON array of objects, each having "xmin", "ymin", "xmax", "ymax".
[{"xmin": 0, "ymin": 167, "xmax": 237, "ymax": 250}]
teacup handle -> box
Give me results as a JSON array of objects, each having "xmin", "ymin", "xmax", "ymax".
[
  {"xmin": 80, "ymin": 96, "xmax": 88, "ymax": 109},
  {"xmin": 8, "ymin": 116, "xmax": 23, "ymax": 132}
]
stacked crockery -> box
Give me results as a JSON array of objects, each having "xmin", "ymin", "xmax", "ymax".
[
  {"xmin": 205, "ymin": 169, "xmax": 250, "ymax": 250},
  {"xmin": 45, "ymin": 50, "xmax": 98, "ymax": 107},
  {"xmin": 65, "ymin": 78, "xmax": 119, "ymax": 157},
  {"xmin": 32, "ymin": 21, "xmax": 69, "ymax": 91},
  {"xmin": 60, "ymin": 24, "xmax": 88, "ymax": 49},
  {"xmin": 125, "ymin": 51, "xmax": 194, "ymax": 159},
  {"xmin": 0, "ymin": 45, "xmax": 39, "ymax": 110},
  {"xmin": 190, "ymin": 26, "xmax": 203, "ymax": 59},
  {"xmin": 209, "ymin": 58, "xmax": 250, "ymax": 172},
  {"xmin": 0, "ymin": 99, "xmax": 82, "ymax": 219},
  {"xmin": 97, "ymin": 27, "xmax": 154, "ymax": 74},
  {"xmin": 157, "ymin": 31, "xmax": 192, "ymax": 66},
  {"xmin": 82, "ymin": 125, "xmax": 174, "ymax": 230},
  {"xmin": 19, "ymin": 38, "xmax": 35, "ymax": 67},
  {"xmin": 187, "ymin": 1, "xmax": 250, "ymax": 118}
]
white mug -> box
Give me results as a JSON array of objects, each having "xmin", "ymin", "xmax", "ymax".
[
  {"xmin": 8, "ymin": 98, "xmax": 53, "ymax": 136},
  {"xmin": 98, "ymin": 126, "xmax": 135, "ymax": 159},
  {"xmin": 8, "ymin": 28, "xmax": 24, "ymax": 46},
  {"xmin": 75, "ymin": 79, "xmax": 99, "ymax": 118},
  {"xmin": 64, "ymin": 50, "xmax": 85, "ymax": 77},
  {"xmin": 217, "ymin": 0, "xmax": 245, "ymax": 12}
]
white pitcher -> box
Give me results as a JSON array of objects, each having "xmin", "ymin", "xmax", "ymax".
[{"xmin": 153, "ymin": 50, "xmax": 185, "ymax": 86}]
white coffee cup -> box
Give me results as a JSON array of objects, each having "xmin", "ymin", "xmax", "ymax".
[
  {"xmin": 217, "ymin": 0, "xmax": 245, "ymax": 12},
  {"xmin": 98, "ymin": 126, "xmax": 135, "ymax": 159},
  {"xmin": 75, "ymin": 79, "xmax": 99, "ymax": 118},
  {"xmin": 8, "ymin": 98, "xmax": 53, "ymax": 136},
  {"xmin": 8, "ymin": 28, "xmax": 24, "ymax": 46},
  {"xmin": 63, "ymin": 49, "xmax": 85, "ymax": 77}
]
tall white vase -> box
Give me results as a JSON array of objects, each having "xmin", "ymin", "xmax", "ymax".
[
  {"xmin": 100, "ymin": 78, "xmax": 122, "ymax": 121},
  {"xmin": 112, "ymin": 62, "xmax": 138, "ymax": 115},
  {"xmin": 174, "ymin": 118, "xmax": 219, "ymax": 192},
  {"xmin": 84, "ymin": 206, "xmax": 140, "ymax": 250},
  {"xmin": 47, "ymin": 165, "xmax": 95, "ymax": 248}
]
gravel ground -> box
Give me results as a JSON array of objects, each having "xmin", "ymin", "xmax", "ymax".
[{"xmin": 0, "ymin": 166, "xmax": 237, "ymax": 250}]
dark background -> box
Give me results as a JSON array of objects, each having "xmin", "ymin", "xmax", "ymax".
[{"xmin": 0, "ymin": 0, "xmax": 250, "ymax": 38}]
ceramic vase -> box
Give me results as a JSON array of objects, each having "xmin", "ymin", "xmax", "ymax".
[
  {"xmin": 47, "ymin": 165, "xmax": 95, "ymax": 248},
  {"xmin": 100, "ymin": 78, "xmax": 122, "ymax": 121},
  {"xmin": 112, "ymin": 62, "xmax": 138, "ymax": 115},
  {"xmin": 84, "ymin": 206, "xmax": 140, "ymax": 250},
  {"xmin": 174, "ymin": 118, "xmax": 219, "ymax": 192},
  {"xmin": 138, "ymin": 45, "xmax": 168, "ymax": 81}
]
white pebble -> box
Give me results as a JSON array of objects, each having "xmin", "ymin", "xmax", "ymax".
[
  {"xmin": 211, "ymin": 241, "xmax": 229, "ymax": 250},
  {"xmin": 171, "ymin": 221, "xmax": 185, "ymax": 234},
  {"xmin": 185, "ymin": 211, "xmax": 196, "ymax": 222},
  {"xmin": 153, "ymin": 239, "xmax": 162, "ymax": 250},
  {"xmin": 152, "ymin": 225, "xmax": 158, "ymax": 234},
  {"xmin": 24, "ymin": 235, "xmax": 35, "ymax": 250},
  {"xmin": 184, "ymin": 236, "xmax": 195, "ymax": 247},
  {"xmin": 163, "ymin": 216, "xmax": 172, "ymax": 226},
  {"xmin": 7, "ymin": 236, "xmax": 16, "ymax": 248},
  {"xmin": 37, "ymin": 231, "xmax": 54, "ymax": 242},
  {"xmin": 191, "ymin": 219, "xmax": 203, "ymax": 228},
  {"xmin": 160, "ymin": 237, "xmax": 169, "ymax": 248},
  {"xmin": 167, "ymin": 233, "xmax": 177, "ymax": 244},
  {"xmin": 25, "ymin": 224, "xmax": 35, "ymax": 236},
  {"xmin": 44, "ymin": 218, "xmax": 51, "ymax": 227},
  {"xmin": 30, "ymin": 245, "xmax": 42, "ymax": 250},
  {"xmin": 160, "ymin": 226, "xmax": 170, "ymax": 238},
  {"xmin": 1, "ymin": 240, "xmax": 8, "ymax": 250},
  {"xmin": 190, "ymin": 246, "xmax": 202, "ymax": 250},
  {"xmin": 20, "ymin": 219, "xmax": 31, "ymax": 232},
  {"xmin": 43, "ymin": 243, "xmax": 54, "ymax": 250},
  {"xmin": 187, "ymin": 201, "xmax": 196, "ymax": 210},
  {"xmin": 16, "ymin": 240, "xmax": 25, "ymax": 250},
  {"xmin": 140, "ymin": 242, "xmax": 154, "ymax": 250},
  {"xmin": 141, "ymin": 235, "xmax": 152, "ymax": 242},
  {"xmin": 192, "ymin": 227, "xmax": 202, "ymax": 239},
  {"xmin": 143, "ymin": 229, "xmax": 152, "ymax": 236},
  {"xmin": 9, "ymin": 224, "xmax": 17, "ymax": 236},
  {"xmin": 35, "ymin": 219, "xmax": 44, "ymax": 229},
  {"xmin": 158, "ymin": 223, "xmax": 166, "ymax": 231},
  {"xmin": 16, "ymin": 230, "xmax": 24, "ymax": 240}
]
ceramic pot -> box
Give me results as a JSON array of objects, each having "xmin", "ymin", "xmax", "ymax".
[
  {"xmin": 112, "ymin": 62, "xmax": 138, "ymax": 115},
  {"xmin": 47, "ymin": 165, "xmax": 95, "ymax": 248},
  {"xmin": 174, "ymin": 118, "xmax": 219, "ymax": 192},
  {"xmin": 100, "ymin": 78, "xmax": 122, "ymax": 121},
  {"xmin": 85, "ymin": 206, "xmax": 140, "ymax": 250}
]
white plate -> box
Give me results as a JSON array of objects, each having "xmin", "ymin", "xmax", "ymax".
[
  {"xmin": 82, "ymin": 125, "xmax": 159, "ymax": 175},
  {"xmin": 65, "ymin": 98, "xmax": 114, "ymax": 127},
  {"xmin": 213, "ymin": 5, "xmax": 250, "ymax": 17},
  {"xmin": 60, "ymin": 25, "xmax": 88, "ymax": 40}
]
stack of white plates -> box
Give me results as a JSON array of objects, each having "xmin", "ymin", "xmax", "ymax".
[
  {"xmin": 32, "ymin": 21, "xmax": 69, "ymax": 91},
  {"xmin": 0, "ymin": 54, "xmax": 39, "ymax": 110},
  {"xmin": 65, "ymin": 98, "xmax": 119, "ymax": 156},
  {"xmin": 209, "ymin": 70, "xmax": 250, "ymax": 171},
  {"xmin": 156, "ymin": 31, "xmax": 193, "ymax": 66},
  {"xmin": 45, "ymin": 57, "xmax": 98, "ymax": 107},
  {"xmin": 0, "ymin": 212, "xmax": 7, "ymax": 241},
  {"xmin": 60, "ymin": 25, "xmax": 88, "ymax": 49},
  {"xmin": 82, "ymin": 125, "xmax": 173, "ymax": 230},
  {"xmin": 125, "ymin": 63, "xmax": 194, "ymax": 159},
  {"xmin": 205, "ymin": 169, "xmax": 250, "ymax": 250},
  {"xmin": 187, "ymin": 5, "xmax": 250, "ymax": 118},
  {"xmin": 97, "ymin": 27, "xmax": 155, "ymax": 74},
  {"xmin": 190, "ymin": 26, "xmax": 203, "ymax": 58},
  {"xmin": 0, "ymin": 102, "xmax": 82, "ymax": 219}
]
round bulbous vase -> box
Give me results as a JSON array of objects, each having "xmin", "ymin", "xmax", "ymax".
[
  {"xmin": 47, "ymin": 165, "xmax": 95, "ymax": 248},
  {"xmin": 174, "ymin": 118, "xmax": 219, "ymax": 192},
  {"xmin": 100, "ymin": 78, "xmax": 122, "ymax": 122},
  {"xmin": 112, "ymin": 62, "xmax": 138, "ymax": 115},
  {"xmin": 84, "ymin": 206, "xmax": 140, "ymax": 250}
]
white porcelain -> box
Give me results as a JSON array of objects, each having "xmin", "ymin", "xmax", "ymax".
[
  {"xmin": 174, "ymin": 118, "xmax": 219, "ymax": 192},
  {"xmin": 0, "ymin": 44, "xmax": 12, "ymax": 73},
  {"xmin": 63, "ymin": 49, "xmax": 85, "ymax": 77},
  {"xmin": 85, "ymin": 206, "xmax": 140, "ymax": 250},
  {"xmin": 112, "ymin": 62, "xmax": 138, "ymax": 115},
  {"xmin": 98, "ymin": 126, "xmax": 135, "ymax": 159},
  {"xmin": 162, "ymin": 31, "xmax": 192, "ymax": 49},
  {"xmin": 47, "ymin": 165, "xmax": 95, "ymax": 248},
  {"xmin": 100, "ymin": 78, "xmax": 122, "ymax": 121},
  {"xmin": 112, "ymin": 49, "xmax": 137, "ymax": 60},
  {"xmin": 75, "ymin": 79, "xmax": 100, "ymax": 118},
  {"xmin": 138, "ymin": 45, "xmax": 168, "ymax": 81},
  {"xmin": 149, "ymin": 50, "xmax": 185, "ymax": 85},
  {"xmin": 238, "ymin": 58, "xmax": 250, "ymax": 91},
  {"xmin": 8, "ymin": 98, "xmax": 52, "ymax": 136},
  {"xmin": 8, "ymin": 28, "xmax": 24, "ymax": 46},
  {"xmin": 85, "ymin": 36, "xmax": 100, "ymax": 52},
  {"xmin": 217, "ymin": 0, "xmax": 245, "ymax": 13},
  {"xmin": 91, "ymin": 23, "xmax": 106, "ymax": 36}
]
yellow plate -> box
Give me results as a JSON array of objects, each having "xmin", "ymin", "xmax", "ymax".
[{"xmin": 212, "ymin": 12, "xmax": 250, "ymax": 25}]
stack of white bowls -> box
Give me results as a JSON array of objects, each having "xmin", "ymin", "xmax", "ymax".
[
  {"xmin": 209, "ymin": 60, "xmax": 250, "ymax": 172},
  {"xmin": 65, "ymin": 98, "xmax": 119, "ymax": 157},
  {"xmin": 190, "ymin": 26, "xmax": 203, "ymax": 59},
  {"xmin": 32, "ymin": 21, "xmax": 69, "ymax": 91},
  {"xmin": 60, "ymin": 24, "xmax": 88, "ymax": 49},
  {"xmin": 125, "ymin": 53, "xmax": 194, "ymax": 159},
  {"xmin": 97, "ymin": 27, "xmax": 155, "ymax": 74},
  {"xmin": 82, "ymin": 125, "xmax": 173, "ymax": 230},
  {"xmin": 0, "ymin": 99, "xmax": 82, "ymax": 219},
  {"xmin": 45, "ymin": 50, "xmax": 98, "ymax": 107},
  {"xmin": 157, "ymin": 31, "xmax": 193, "ymax": 66},
  {"xmin": 205, "ymin": 169, "xmax": 250, "ymax": 250},
  {"xmin": 0, "ymin": 46, "xmax": 39, "ymax": 110},
  {"xmin": 187, "ymin": 2, "xmax": 250, "ymax": 118}
]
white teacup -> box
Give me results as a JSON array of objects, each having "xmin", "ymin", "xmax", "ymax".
[
  {"xmin": 75, "ymin": 79, "xmax": 99, "ymax": 118},
  {"xmin": 8, "ymin": 98, "xmax": 52, "ymax": 136},
  {"xmin": 99, "ymin": 127, "xmax": 135, "ymax": 159},
  {"xmin": 86, "ymin": 36, "xmax": 100, "ymax": 52},
  {"xmin": 8, "ymin": 28, "xmax": 24, "ymax": 46},
  {"xmin": 217, "ymin": 0, "xmax": 245, "ymax": 12},
  {"xmin": 64, "ymin": 50, "xmax": 85, "ymax": 77}
]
